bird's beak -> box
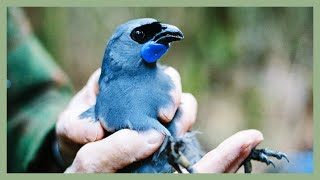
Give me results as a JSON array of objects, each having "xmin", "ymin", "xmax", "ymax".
[{"xmin": 153, "ymin": 23, "xmax": 184, "ymax": 45}]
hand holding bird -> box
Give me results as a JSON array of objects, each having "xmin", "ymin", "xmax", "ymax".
[
  {"xmin": 56, "ymin": 68, "xmax": 265, "ymax": 173},
  {"xmin": 57, "ymin": 18, "xmax": 288, "ymax": 173}
]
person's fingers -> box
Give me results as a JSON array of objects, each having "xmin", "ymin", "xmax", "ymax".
[
  {"xmin": 192, "ymin": 129, "xmax": 264, "ymax": 173},
  {"xmin": 174, "ymin": 93, "xmax": 198, "ymax": 136},
  {"xmin": 85, "ymin": 68, "xmax": 101, "ymax": 104},
  {"xmin": 57, "ymin": 110, "xmax": 105, "ymax": 144},
  {"xmin": 56, "ymin": 100, "xmax": 104, "ymax": 164},
  {"xmin": 158, "ymin": 67, "xmax": 182, "ymax": 123},
  {"xmin": 56, "ymin": 68, "xmax": 104, "ymax": 145},
  {"xmin": 65, "ymin": 129, "xmax": 165, "ymax": 173}
]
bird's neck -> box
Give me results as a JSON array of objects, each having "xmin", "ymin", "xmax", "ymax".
[{"xmin": 100, "ymin": 50, "xmax": 158, "ymax": 84}]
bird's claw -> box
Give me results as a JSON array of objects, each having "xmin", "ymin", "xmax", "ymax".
[
  {"xmin": 167, "ymin": 137, "xmax": 195, "ymax": 173},
  {"xmin": 243, "ymin": 148, "xmax": 289, "ymax": 173},
  {"xmin": 260, "ymin": 148, "xmax": 290, "ymax": 163}
]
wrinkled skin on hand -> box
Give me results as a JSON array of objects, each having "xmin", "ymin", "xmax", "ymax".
[{"xmin": 56, "ymin": 68, "xmax": 265, "ymax": 173}]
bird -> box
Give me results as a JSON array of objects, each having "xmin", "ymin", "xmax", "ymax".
[
  {"xmin": 80, "ymin": 18, "xmax": 289, "ymax": 173},
  {"xmin": 80, "ymin": 18, "xmax": 202, "ymax": 173}
]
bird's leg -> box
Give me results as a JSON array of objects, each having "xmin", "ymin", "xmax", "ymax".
[
  {"xmin": 243, "ymin": 159, "xmax": 252, "ymax": 173},
  {"xmin": 243, "ymin": 148, "xmax": 289, "ymax": 173},
  {"xmin": 167, "ymin": 137, "xmax": 195, "ymax": 173}
]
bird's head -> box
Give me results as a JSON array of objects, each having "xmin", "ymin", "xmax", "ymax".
[{"xmin": 102, "ymin": 18, "xmax": 184, "ymax": 72}]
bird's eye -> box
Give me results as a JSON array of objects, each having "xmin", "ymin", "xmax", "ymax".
[{"xmin": 131, "ymin": 30, "xmax": 145, "ymax": 42}]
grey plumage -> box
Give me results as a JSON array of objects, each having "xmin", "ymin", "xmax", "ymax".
[{"xmin": 80, "ymin": 18, "xmax": 203, "ymax": 173}]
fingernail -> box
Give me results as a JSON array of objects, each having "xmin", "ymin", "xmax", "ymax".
[
  {"xmin": 84, "ymin": 121, "xmax": 102, "ymax": 142},
  {"xmin": 142, "ymin": 130, "xmax": 164, "ymax": 145},
  {"xmin": 159, "ymin": 107, "xmax": 174, "ymax": 122}
]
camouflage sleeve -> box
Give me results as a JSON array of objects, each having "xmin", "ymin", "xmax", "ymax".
[{"xmin": 7, "ymin": 8, "xmax": 73, "ymax": 172}]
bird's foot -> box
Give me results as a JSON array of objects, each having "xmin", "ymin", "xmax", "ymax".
[
  {"xmin": 167, "ymin": 137, "xmax": 195, "ymax": 173},
  {"xmin": 243, "ymin": 148, "xmax": 289, "ymax": 173}
]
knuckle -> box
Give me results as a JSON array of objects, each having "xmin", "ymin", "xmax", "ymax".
[
  {"xmin": 183, "ymin": 93, "xmax": 198, "ymax": 107},
  {"xmin": 62, "ymin": 122, "xmax": 74, "ymax": 140},
  {"xmin": 56, "ymin": 114, "xmax": 78, "ymax": 142},
  {"xmin": 56, "ymin": 111, "xmax": 70, "ymax": 137}
]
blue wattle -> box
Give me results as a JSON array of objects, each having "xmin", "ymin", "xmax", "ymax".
[{"xmin": 141, "ymin": 41, "xmax": 170, "ymax": 63}]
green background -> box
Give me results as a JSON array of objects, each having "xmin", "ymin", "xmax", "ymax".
[{"xmin": 1, "ymin": 0, "xmax": 319, "ymax": 178}]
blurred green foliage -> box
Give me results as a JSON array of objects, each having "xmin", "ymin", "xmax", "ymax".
[{"xmin": 25, "ymin": 7, "xmax": 312, "ymax": 91}]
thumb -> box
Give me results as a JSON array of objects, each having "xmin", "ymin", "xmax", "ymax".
[{"xmin": 65, "ymin": 129, "xmax": 164, "ymax": 173}]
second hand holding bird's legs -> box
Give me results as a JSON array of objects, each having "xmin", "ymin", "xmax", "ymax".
[{"xmin": 243, "ymin": 148, "xmax": 289, "ymax": 173}]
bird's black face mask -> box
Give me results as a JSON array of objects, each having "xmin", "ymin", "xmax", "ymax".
[{"xmin": 131, "ymin": 21, "xmax": 184, "ymax": 63}]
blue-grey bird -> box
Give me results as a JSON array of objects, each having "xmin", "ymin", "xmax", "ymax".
[{"xmin": 80, "ymin": 18, "xmax": 288, "ymax": 173}]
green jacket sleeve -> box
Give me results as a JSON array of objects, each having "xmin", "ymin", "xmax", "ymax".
[{"xmin": 7, "ymin": 8, "xmax": 73, "ymax": 172}]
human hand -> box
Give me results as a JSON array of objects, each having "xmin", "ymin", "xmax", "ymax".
[
  {"xmin": 186, "ymin": 129, "xmax": 264, "ymax": 173},
  {"xmin": 55, "ymin": 68, "xmax": 104, "ymax": 165},
  {"xmin": 56, "ymin": 67, "xmax": 198, "ymax": 172},
  {"xmin": 56, "ymin": 68, "xmax": 263, "ymax": 173}
]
